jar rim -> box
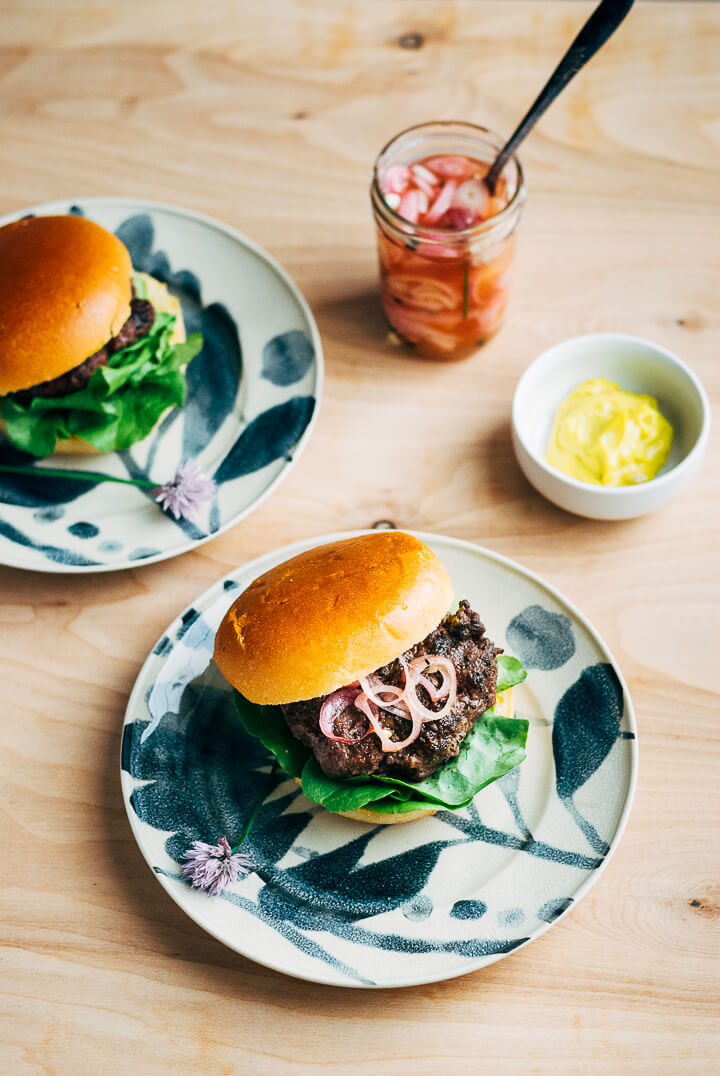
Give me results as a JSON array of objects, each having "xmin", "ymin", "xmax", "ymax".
[{"xmin": 371, "ymin": 120, "xmax": 525, "ymax": 243}]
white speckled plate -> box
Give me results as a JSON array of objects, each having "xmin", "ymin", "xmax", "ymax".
[
  {"xmin": 0, "ymin": 198, "xmax": 322, "ymax": 572},
  {"xmin": 121, "ymin": 530, "xmax": 637, "ymax": 988}
]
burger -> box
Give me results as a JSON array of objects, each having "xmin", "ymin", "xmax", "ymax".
[
  {"xmin": 0, "ymin": 214, "xmax": 202, "ymax": 457},
  {"xmin": 214, "ymin": 531, "xmax": 529, "ymax": 824}
]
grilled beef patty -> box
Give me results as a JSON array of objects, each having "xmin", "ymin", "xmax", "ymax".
[
  {"xmin": 281, "ymin": 599, "xmax": 501, "ymax": 781},
  {"xmin": 15, "ymin": 297, "xmax": 155, "ymax": 402}
]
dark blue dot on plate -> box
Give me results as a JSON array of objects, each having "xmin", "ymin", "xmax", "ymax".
[
  {"xmin": 223, "ymin": 579, "xmax": 240, "ymax": 591},
  {"xmin": 450, "ymin": 899, "xmax": 487, "ymax": 921},
  {"xmin": 34, "ymin": 506, "xmax": 65, "ymax": 523},
  {"xmin": 99, "ymin": 540, "xmax": 123, "ymax": 554},
  {"xmin": 176, "ymin": 607, "xmax": 200, "ymax": 641},
  {"xmin": 67, "ymin": 522, "xmax": 99, "ymax": 539},
  {"xmin": 538, "ymin": 898, "xmax": 573, "ymax": 923},
  {"xmin": 506, "ymin": 604, "xmax": 575, "ymax": 670},
  {"xmin": 498, "ymin": 907, "xmax": 525, "ymax": 927},
  {"xmin": 402, "ymin": 894, "xmax": 433, "ymax": 922},
  {"xmin": 129, "ymin": 547, "xmax": 161, "ymax": 560},
  {"xmin": 261, "ymin": 330, "xmax": 314, "ymax": 387},
  {"xmin": 152, "ymin": 636, "xmax": 173, "ymax": 657}
]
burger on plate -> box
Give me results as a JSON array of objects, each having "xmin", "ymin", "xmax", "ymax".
[
  {"xmin": 214, "ymin": 531, "xmax": 529, "ymax": 824},
  {"xmin": 0, "ymin": 214, "xmax": 202, "ymax": 457}
]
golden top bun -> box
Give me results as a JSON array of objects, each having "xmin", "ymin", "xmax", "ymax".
[
  {"xmin": 37, "ymin": 273, "xmax": 187, "ymax": 457},
  {"xmin": 0, "ymin": 215, "xmax": 132, "ymax": 395},
  {"xmin": 214, "ymin": 532, "xmax": 454, "ymax": 705},
  {"xmin": 326, "ymin": 687, "xmax": 515, "ymax": 826}
]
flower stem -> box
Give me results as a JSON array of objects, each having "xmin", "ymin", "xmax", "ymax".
[
  {"xmin": 232, "ymin": 761, "xmax": 280, "ymax": 851},
  {"xmin": 0, "ymin": 463, "xmax": 157, "ymax": 489}
]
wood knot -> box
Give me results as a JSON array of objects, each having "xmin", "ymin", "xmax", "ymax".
[
  {"xmin": 676, "ymin": 312, "xmax": 704, "ymax": 331},
  {"xmin": 688, "ymin": 897, "xmax": 719, "ymax": 920},
  {"xmin": 372, "ymin": 519, "xmax": 397, "ymax": 530},
  {"xmin": 397, "ymin": 31, "xmax": 424, "ymax": 49}
]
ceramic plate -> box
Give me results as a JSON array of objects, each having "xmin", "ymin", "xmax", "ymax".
[
  {"xmin": 121, "ymin": 530, "xmax": 637, "ymax": 988},
  {"xmin": 0, "ymin": 198, "xmax": 322, "ymax": 572}
]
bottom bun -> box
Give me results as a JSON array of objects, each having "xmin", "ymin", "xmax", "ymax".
[
  {"xmin": 52, "ymin": 436, "xmax": 102, "ymax": 456},
  {"xmin": 338, "ymin": 805, "xmax": 438, "ymax": 825},
  {"xmin": 299, "ymin": 687, "xmax": 515, "ymax": 826}
]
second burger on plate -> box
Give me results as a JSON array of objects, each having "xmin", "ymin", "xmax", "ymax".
[
  {"xmin": 214, "ymin": 531, "xmax": 529, "ymax": 823},
  {"xmin": 0, "ymin": 213, "xmax": 203, "ymax": 458}
]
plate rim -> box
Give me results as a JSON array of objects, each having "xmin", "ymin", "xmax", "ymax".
[
  {"xmin": 0, "ymin": 196, "xmax": 324, "ymax": 573},
  {"xmin": 120, "ymin": 528, "xmax": 638, "ymax": 988}
]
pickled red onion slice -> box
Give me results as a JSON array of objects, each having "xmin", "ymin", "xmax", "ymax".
[
  {"xmin": 452, "ymin": 179, "xmax": 489, "ymax": 219},
  {"xmin": 425, "ymin": 155, "xmax": 473, "ymax": 179},
  {"xmin": 359, "ymin": 676, "xmax": 408, "ymax": 716},
  {"xmin": 408, "ymin": 656, "xmax": 457, "ymax": 720},
  {"xmin": 439, "ymin": 206, "xmax": 476, "ymax": 230},
  {"xmin": 382, "ymin": 165, "xmax": 411, "ymax": 195},
  {"xmin": 320, "ymin": 654, "xmax": 458, "ymax": 753},
  {"xmin": 399, "ymin": 190, "xmax": 422, "ymax": 223},
  {"xmin": 354, "ymin": 692, "xmax": 423, "ymax": 753},
  {"xmin": 424, "ymin": 180, "xmax": 457, "ymax": 224},
  {"xmin": 411, "ymin": 162, "xmax": 439, "ymax": 188},
  {"xmin": 319, "ymin": 686, "xmax": 371, "ymax": 743}
]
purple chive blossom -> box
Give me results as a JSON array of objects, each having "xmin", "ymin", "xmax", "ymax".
[
  {"xmin": 154, "ymin": 461, "xmax": 215, "ymax": 522},
  {"xmin": 180, "ymin": 836, "xmax": 253, "ymax": 896}
]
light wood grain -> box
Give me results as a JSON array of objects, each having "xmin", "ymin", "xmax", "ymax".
[{"xmin": 1, "ymin": 2, "xmax": 719, "ymax": 1073}]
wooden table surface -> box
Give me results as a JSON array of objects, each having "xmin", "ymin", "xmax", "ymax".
[{"xmin": 1, "ymin": 2, "xmax": 718, "ymax": 1073}]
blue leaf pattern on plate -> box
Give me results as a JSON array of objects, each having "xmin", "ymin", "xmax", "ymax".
[
  {"xmin": 553, "ymin": 663, "xmax": 624, "ymax": 854},
  {"xmin": 0, "ymin": 443, "xmax": 96, "ymax": 507},
  {"xmin": 214, "ymin": 397, "xmax": 315, "ymax": 483},
  {"xmin": 553, "ymin": 663, "xmax": 623, "ymax": 799},
  {"xmin": 182, "ymin": 304, "xmax": 243, "ymax": 459}
]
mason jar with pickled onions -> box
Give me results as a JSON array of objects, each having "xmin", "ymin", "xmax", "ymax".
[{"xmin": 370, "ymin": 121, "xmax": 525, "ymax": 361}]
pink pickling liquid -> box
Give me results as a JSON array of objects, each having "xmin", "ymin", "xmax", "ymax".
[{"xmin": 376, "ymin": 154, "xmax": 515, "ymax": 360}]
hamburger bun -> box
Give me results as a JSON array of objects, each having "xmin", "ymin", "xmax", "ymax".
[
  {"xmin": 214, "ymin": 531, "xmax": 454, "ymax": 705},
  {"xmin": 0, "ymin": 215, "xmax": 133, "ymax": 395}
]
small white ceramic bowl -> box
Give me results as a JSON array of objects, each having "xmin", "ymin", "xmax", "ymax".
[{"xmin": 511, "ymin": 333, "xmax": 710, "ymax": 520}]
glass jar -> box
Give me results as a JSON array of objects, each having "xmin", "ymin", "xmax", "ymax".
[{"xmin": 370, "ymin": 121, "xmax": 526, "ymax": 361}]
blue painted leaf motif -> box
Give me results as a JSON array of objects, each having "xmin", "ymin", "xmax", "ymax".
[
  {"xmin": 261, "ymin": 330, "xmax": 314, "ymax": 386},
  {"xmin": 553, "ymin": 663, "xmax": 624, "ymax": 799},
  {"xmin": 122, "ymin": 682, "xmax": 311, "ymax": 865},
  {"xmin": 260, "ymin": 836, "xmax": 460, "ymax": 920},
  {"xmin": 0, "ymin": 442, "xmax": 96, "ymax": 507},
  {"xmin": 214, "ymin": 397, "xmax": 315, "ymax": 483},
  {"xmin": 182, "ymin": 303, "xmax": 242, "ymax": 459},
  {"xmin": 115, "ymin": 213, "xmax": 155, "ymax": 270},
  {"xmin": 538, "ymin": 898, "xmax": 573, "ymax": 922},
  {"xmin": 506, "ymin": 605, "xmax": 575, "ymax": 670}
]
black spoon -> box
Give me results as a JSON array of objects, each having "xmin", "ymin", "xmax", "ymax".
[{"xmin": 484, "ymin": 0, "xmax": 635, "ymax": 194}]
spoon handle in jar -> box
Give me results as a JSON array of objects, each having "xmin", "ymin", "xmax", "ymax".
[{"xmin": 485, "ymin": 0, "xmax": 635, "ymax": 193}]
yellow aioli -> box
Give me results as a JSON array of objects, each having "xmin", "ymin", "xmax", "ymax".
[{"xmin": 545, "ymin": 378, "xmax": 673, "ymax": 486}]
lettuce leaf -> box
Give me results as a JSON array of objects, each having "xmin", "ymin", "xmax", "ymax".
[
  {"xmin": 497, "ymin": 654, "xmax": 527, "ymax": 693},
  {"xmin": 0, "ymin": 312, "xmax": 203, "ymax": 457},
  {"xmin": 230, "ymin": 653, "xmax": 529, "ymax": 816}
]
